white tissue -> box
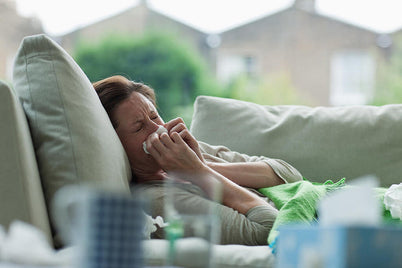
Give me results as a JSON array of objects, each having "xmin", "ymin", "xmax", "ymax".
[
  {"xmin": 384, "ymin": 183, "xmax": 402, "ymax": 220},
  {"xmin": 143, "ymin": 125, "xmax": 168, "ymax": 154},
  {"xmin": 143, "ymin": 213, "xmax": 168, "ymax": 239},
  {"xmin": 318, "ymin": 176, "xmax": 381, "ymax": 226},
  {"xmin": 0, "ymin": 221, "xmax": 71, "ymax": 266}
]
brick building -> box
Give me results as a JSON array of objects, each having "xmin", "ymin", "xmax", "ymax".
[
  {"xmin": 59, "ymin": 1, "xmax": 213, "ymax": 67},
  {"xmin": 215, "ymin": 0, "xmax": 390, "ymax": 105},
  {"xmin": 4, "ymin": 0, "xmax": 397, "ymax": 106}
]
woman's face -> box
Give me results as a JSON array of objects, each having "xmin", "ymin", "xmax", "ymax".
[{"xmin": 114, "ymin": 92, "xmax": 165, "ymax": 174}]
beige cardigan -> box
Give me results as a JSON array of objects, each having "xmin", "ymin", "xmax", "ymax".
[{"xmin": 139, "ymin": 142, "xmax": 302, "ymax": 245}]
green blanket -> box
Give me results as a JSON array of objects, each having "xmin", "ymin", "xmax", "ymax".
[{"xmin": 258, "ymin": 179, "xmax": 400, "ymax": 245}]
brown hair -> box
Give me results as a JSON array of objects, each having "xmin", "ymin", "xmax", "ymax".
[{"xmin": 93, "ymin": 75, "xmax": 156, "ymax": 128}]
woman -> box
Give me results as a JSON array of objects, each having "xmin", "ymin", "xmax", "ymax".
[{"xmin": 93, "ymin": 75, "xmax": 302, "ymax": 245}]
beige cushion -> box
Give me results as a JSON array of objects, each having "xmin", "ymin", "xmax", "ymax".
[
  {"xmin": 190, "ymin": 96, "xmax": 402, "ymax": 187},
  {"xmin": 12, "ymin": 34, "xmax": 131, "ymax": 220},
  {"xmin": 0, "ymin": 80, "xmax": 51, "ymax": 241}
]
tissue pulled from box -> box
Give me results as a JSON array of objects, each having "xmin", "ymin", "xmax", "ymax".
[
  {"xmin": 384, "ymin": 183, "xmax": 402, "ymax": 220},
  {"xmin": 318, "ymin": 176, "xmax": 381, "ymax": 226}
]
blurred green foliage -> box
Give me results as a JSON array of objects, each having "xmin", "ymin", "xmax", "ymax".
[
  {"xmin": 226, "ymin": 72, "xmax": 312, "ymax": 106},
  {"xmin": 74, "ymin": 33, "xmax": 221, "ymax": 122},
  {"xmin": 74, "ymin": 33, "xmax": 311, "ymax": 125},
  {"xmin": 372, "ymin": 37, "xmax": 402, "ymax": 105}
]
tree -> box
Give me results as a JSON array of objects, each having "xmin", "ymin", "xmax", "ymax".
[
  {"xmin": 74, "ymin": 33, "xmax": 216, "ymax": 121},
  {"xmin": 372, "ymin": 37, "xmax": 402, "ymax": 105}
]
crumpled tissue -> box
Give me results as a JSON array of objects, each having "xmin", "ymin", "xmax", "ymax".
[
  {"xmin": 143, "ymin": 214, "xmax": 168, "ymax": 239},
  {"xmin": 143, "ymin": 125, "xmax": 168, "ymax": 154},
  {"xmin": 0, "ymin": 216, "xmax": 167, "ymax": 266},
  {"xmin": 0, "ymin": 221, "xmax": 71, "ymax": 266},
  {"xmin": 384, "ymin": 182, "xmax": 402, "ymax": 220}
]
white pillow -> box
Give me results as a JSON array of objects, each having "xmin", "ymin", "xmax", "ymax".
[
  {"xmin": 12, "ymin": 34, "xmax": 131, "ymax": 216},
  {"xmin": 190, "ymin": 96, "xmax": 402, "ymax": 187}
]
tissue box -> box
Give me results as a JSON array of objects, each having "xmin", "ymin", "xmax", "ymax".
[{"xmin": 276, "ymin": 224, "xmax": 402, "ymax": 268}]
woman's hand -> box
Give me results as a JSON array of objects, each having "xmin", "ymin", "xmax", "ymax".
[
  {"xmin": 164, "ymin": 118, "xmax": 205, "ymax": 162},
  {"xmin": 145, "ymin": 127, "xmax": 269, "ymax": 214},
  {"xmin": 145, "ymin": 131, "xmax": 206, "ymax": 175}
]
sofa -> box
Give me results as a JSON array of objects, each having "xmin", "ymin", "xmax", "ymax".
[
  {"xmin": 191, "ymin": 96, "xmax": 402, "ymax": 188},
  {"xmin": 1, "ymin": 34, "xmax": 401, "ymax": 267}
]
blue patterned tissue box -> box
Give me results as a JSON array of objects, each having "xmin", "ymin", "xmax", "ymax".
[
  {"xmin": 80, "ymin": 193, "xmax": 144, "ymax": 268},
  {"xmin": 276, "ymin": 224, "xmax": 402, "ymax": 268}
]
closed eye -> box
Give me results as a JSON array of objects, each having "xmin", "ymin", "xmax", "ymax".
[
  {"xmin": 132, "ymin": 122, "xmax": 142, "ymax": 133},
  {"xmin": 150, "ymin": 111, "xmax": 159, "ymax": 121}
]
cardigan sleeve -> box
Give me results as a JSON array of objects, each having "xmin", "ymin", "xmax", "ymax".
[
  {"xmin": 139, "ymin": 181, "xmax": 277, "ymax": 245},
  {"xmin": 199, "ymin": 141, "xmax": 303, "ymax": 184}
]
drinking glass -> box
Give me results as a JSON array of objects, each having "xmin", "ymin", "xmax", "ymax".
[{"xmin": 164, "ymin": 174, "xmax": 222, "ymax": 268}]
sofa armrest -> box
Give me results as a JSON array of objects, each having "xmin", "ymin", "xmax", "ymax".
[{"xmin": 0, "ymin": 80, "xmax": 51, "ymax": 243}]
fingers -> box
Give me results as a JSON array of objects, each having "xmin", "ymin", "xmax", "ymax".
[
  {"xmin": 164, "ymin": 118, "xmax": 193, "ymax": 142},
  {"xmin": 177, "ymin": 128, "xmax": 193, "ymax": 141},
  {"xmin": 145, "ymin": 120, "xmax": 204, "ymax": 169},
  {"xmin": 170, "ymin": 123, "xmax": 187, "ymax": 135},
  {"xmin": 170, "ymin": 131, "xmax": 186, "ymax": 145},
  {"xmin": 159, "ymin": 132, "xmax": 175, "ymax": 148},
  {"xmin": 164, "ymin": 118, "xmax": 194, "ymax": 145},
  {"xmin": 164, "ymin": 117, "xmax": 186, "ymax": 133},
  {"xmin": 146, "ymin": 132, "xmax": 180, "ymax": 157},
  {"xmin": 146, "ymin": 131, "xmax": 202, "ymax": 173},
  {"xmin": 164, "ymin": 118, "xmax": 204, "ymax": 162}
]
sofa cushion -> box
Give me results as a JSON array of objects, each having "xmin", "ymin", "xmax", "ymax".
[
  {"xmin": 12, "ymin": 35, "xmax": 131, "ymax": 217},
  {"xmin": 0, "ymin": 80, "xmax": 51, "ymax": 241},
  {"xmin": 190, "ymin": 96, "xmax": 402, "ymax": 187}
]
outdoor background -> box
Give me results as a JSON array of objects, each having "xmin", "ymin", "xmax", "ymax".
[{"xmin": 2, "ymin": 0, "xmax": 402, "ymax": 124}]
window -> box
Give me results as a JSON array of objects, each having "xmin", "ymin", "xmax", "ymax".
[
  {"xmin": 244, "ymin": 55, "xmax": 256, "ymax": 75},
  {"xmin": 216, "ymin": 54, "xmax": 257, "ymax": 83},
  {"xmin": 330, "ymin": 51, "xmax": 376, "ymax": 106}
]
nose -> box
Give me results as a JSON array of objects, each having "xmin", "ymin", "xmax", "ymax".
[{"xmin": 147, "ymin": 120, "xmax": 160, "ymax": 134}]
